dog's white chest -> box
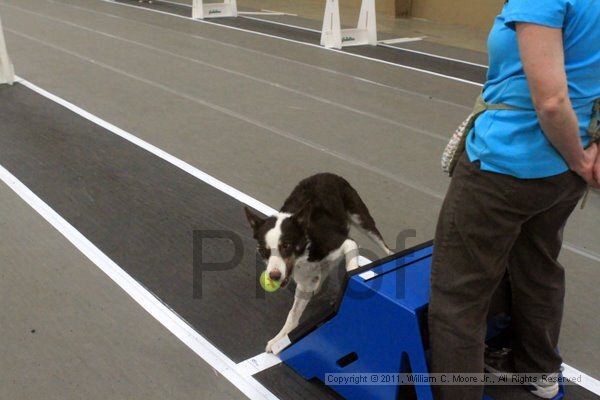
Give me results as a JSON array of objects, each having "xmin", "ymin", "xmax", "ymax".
[
  {"xmin": 293, "ymin": 261, "xmax": 323, "ymax": 280},
  {"xmin": 292, "ymin": 251, "xmax": 341, "ymax": 291}
]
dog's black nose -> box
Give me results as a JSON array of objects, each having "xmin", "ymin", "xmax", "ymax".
[{"xmin": 269, "ymin": 270, "xmax": 282, "ymax": 281}]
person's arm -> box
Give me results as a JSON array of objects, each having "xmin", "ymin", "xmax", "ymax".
[
  {"xmin": 516, "ymin": 22, "xmax": 598, "ymax": 186},
  {"xmin": 595, "ymin": 151, "xmax": 600, "ymax": 186}
]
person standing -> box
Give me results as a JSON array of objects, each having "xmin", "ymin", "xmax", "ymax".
[{"xmin": 428, "ymin": 0, "xmax": 600, "ymax": 399}]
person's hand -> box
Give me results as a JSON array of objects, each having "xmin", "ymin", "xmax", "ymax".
[
  {"xmin": 572, "ymin": 143, "xmax": 600, "ymax": 188},
  {"xmin": 594, "ymin": 144, "xmax": 600, "ymax": 187}
]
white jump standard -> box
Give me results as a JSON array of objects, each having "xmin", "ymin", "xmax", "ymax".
[
  {"xmin": 0, "ymin": 13, "xmax": 14, "ymax": 85},
  {"xmin": 320, "ymin": 0, "xmax": 377, "ymax": 49},
  {"xmin": 192, "ymin": 0, "xmax": 237, "ymax": 19}
]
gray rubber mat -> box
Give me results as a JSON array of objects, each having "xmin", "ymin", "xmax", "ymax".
[{"xmin": 0, "ymin": 83, "xmax": 293, "ymax": 362}]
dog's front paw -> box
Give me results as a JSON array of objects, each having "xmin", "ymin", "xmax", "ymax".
[
  {"xmin": 346, "ymin": 258, "xmax": 360, "ymax": 271},
  {"xmin": 265, "ymin": 338, "xmax": 276, "ymax": 354},
  {"xmin": 265, "ymin": 335, "xmax": 285, "ymax": 354}
]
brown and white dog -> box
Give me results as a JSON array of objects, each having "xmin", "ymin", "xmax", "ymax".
[{"xmin": 244, "ymin": 173, "xmax": 392, "ymax": 353}]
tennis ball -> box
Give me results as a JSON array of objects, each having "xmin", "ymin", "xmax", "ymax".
[{"xmin": 260, "ymin": 271, "xmax": 280, "ymax": 292}]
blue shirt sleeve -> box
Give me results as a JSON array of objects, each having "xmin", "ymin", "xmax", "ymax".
[{"xmin": 503, "ymin": 0, "xmax": 569, "ymax": 29}]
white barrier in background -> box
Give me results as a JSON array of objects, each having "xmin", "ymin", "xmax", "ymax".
[
  {"xmin": 320, "ymin": 0, "xmax": 377, "ymax": 49},
  {"xmin": 0, "ymin": 13, "xmax": 14, "ymax": 85},
  {"xmin": 192, "ymin": 0, "xmax": 237, "ymax": 19}
]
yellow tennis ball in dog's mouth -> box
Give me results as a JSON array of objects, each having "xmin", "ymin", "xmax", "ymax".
[{"xmin": 260, "ymin": 271, "xmax": 281, "ymax": 292}]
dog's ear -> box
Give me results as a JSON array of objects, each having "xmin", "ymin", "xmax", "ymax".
[
  {"xmin": 244, "ymin": 206, "xmax": 265, "ymax": 232},
  {"xmin": 293, "ymin": 201, "xmax": 312, "ymax": 230}
]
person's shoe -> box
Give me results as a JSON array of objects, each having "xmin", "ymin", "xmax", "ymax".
[{"xmin": 526, "ymin": 373, "xmax": 560, "ymax": 399}]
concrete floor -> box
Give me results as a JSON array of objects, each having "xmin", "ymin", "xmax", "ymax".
[{"xmin": 0, "ymin": 0, "xmax": 598, "ymax": 397}]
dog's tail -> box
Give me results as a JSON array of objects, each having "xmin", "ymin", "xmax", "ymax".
[{"xmin": 342, "ymin": 182, "xmax": 393, "ymax": 256}]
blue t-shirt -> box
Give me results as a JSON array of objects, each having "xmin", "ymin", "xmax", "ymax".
[{"xmin": 466, "ymin": 0, "xmax": 600, "ymax": 178}]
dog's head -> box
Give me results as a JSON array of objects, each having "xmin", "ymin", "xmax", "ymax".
[{"xmin": 244, "ymin": 206, "xmax": 309, "ymax": 288}]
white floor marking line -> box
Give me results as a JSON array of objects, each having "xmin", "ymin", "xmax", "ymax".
[
  {"xmin": 160, "ymin": 0, "xmax": 295, "ymax": 16},
  {"xmin": 261, "ymin": 9, "xmax": 298, "ymax": 16},
  {"xmin": 9, "ymin": 74, "xmax": 600, "ymax": 393},
  {"xmin": 149, "ymin": 0, "xmax": 194, "ymax": 8},
  {"xmin": 44, "ymin": 0, "xmax": 472, "ymax": 111},
  {"xmin": 0, "ymin": 161, "xmax": 278, "ymax": 400},
  {"xmin": 378, "ymin": 37, "xmax": 426, "ymax": 45},
  {"xmin": 378, "ymin": 43, "xmax": 489, "ymax": 68},
  {"xmin": 160, "ymin": 0, "xmax": 282, "ymax": 14},
  {"xmin": 7, "ymin": 29, "xmax": 445, "ymax": 200},
  {"xmin": 563, "ymin": 364, "xmax": 600, "ymax": 396},
  {"xmin": 0, "ymin": 2, "xmax": 448, "ymax": 142},
  {"xmin": 16, "ymin": 76, "xmax": 277, "ymax": 216},
  {"xmin": 236, "ymin": 352, "xmax": 282, "ymax": 376},
  {"xmin": 96, "ymin": 0, "xmax": 483, "ymax": 87},
  {"xmin": 239, "ymin": 11, "xmax": 286, "ymax": 16},
  {"xmin": 563, "ymin": 242, "xmax": 600, "ymax": 264},
  {"xmin": 239, "ymin": 14, "xmax": 321, "ymax": 33}
]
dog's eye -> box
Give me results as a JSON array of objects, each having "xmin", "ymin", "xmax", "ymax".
[{"xmin": 280, "ymin": 243, "xmax": 292, "ymax": 251}]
